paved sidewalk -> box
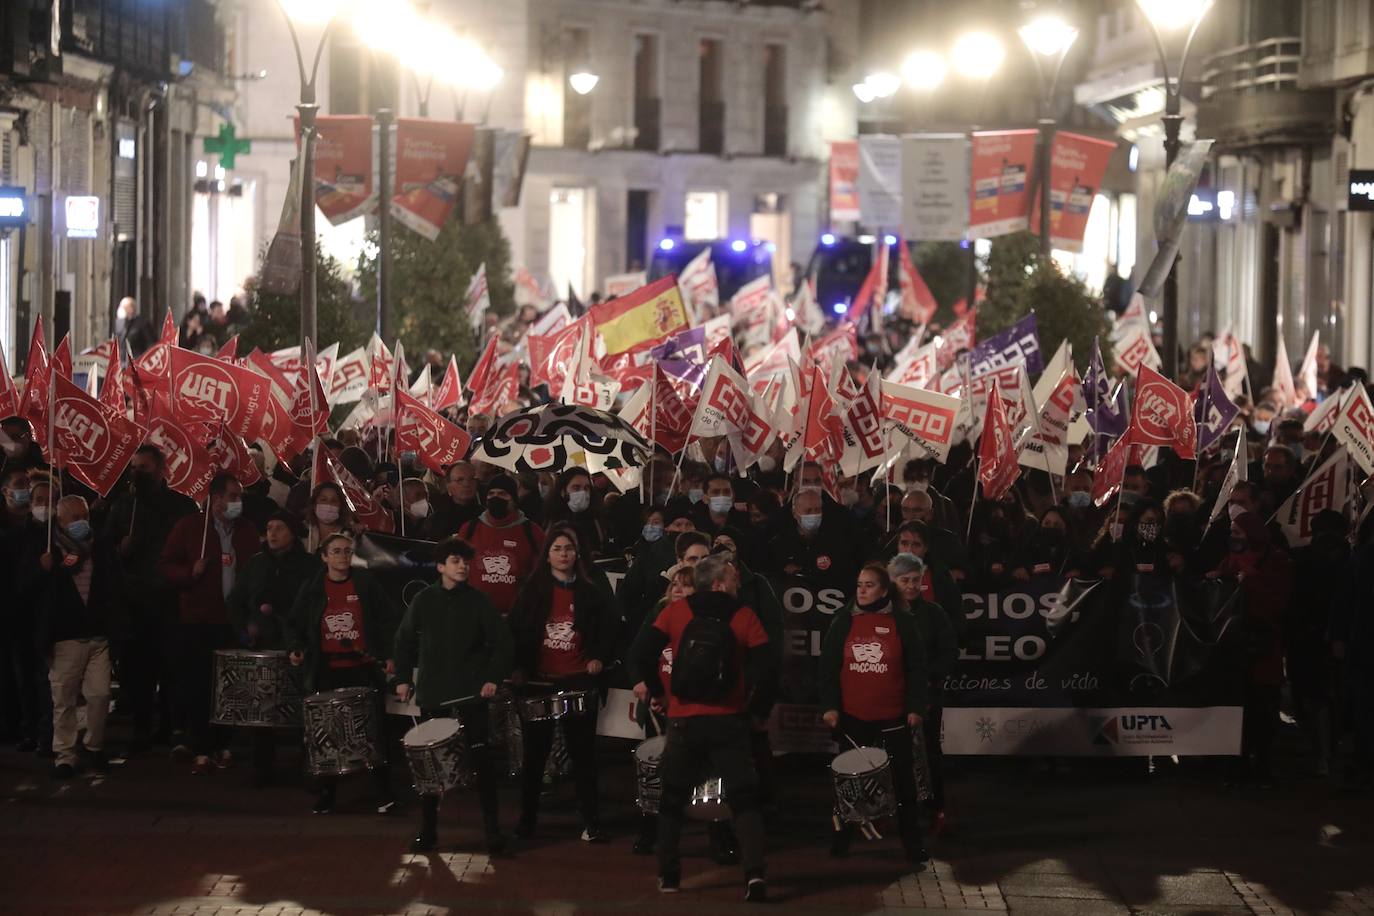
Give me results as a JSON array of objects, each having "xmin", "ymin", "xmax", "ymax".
[{"xmin": 1, "ymin": 736, "xmax": 1371, "ymax": 915}]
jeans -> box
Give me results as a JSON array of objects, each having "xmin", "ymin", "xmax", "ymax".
[
  {"xmin": 419, "ymin": 702, "xmax": 500, "ymax": 837},
  {"xmin": 834, "ymin": 713, "xmax": 924, "ymax": 857},
  {"xmin": 657, "ymin": 714, "xmax": 765, "ymax": 878},
  {"xmin": 49, "ymin": 639, "xmax": 112, "ymax": 767}
]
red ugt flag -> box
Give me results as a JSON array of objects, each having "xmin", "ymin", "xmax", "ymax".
[
  {"xmin": 395, "ymin": 389, "xmax": 472, "ymax": 475},
  {"xmin": 51, "ymin": 373, "xmax": 145, "ymax": 496},
  {"xmin": 978, "ymin": 388, "xmax": 1020, "ymax": 501},
  {"xmin": 313, "ymin": 446, "xmax": 394, "ymax": 534},
  {"xmin": 167, "ymin": 348, "xmax": 273, "ymax": 442},
  {"xmin": 1126, "ymin": 364, "xmax": 1196, "ymax": 459}
]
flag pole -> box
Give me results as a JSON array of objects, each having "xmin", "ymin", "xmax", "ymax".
[
  {"xmin": 966, "ymin": 460, "xmax": 980, "ymax": 542},
  {"xmin": 393, "ymin": 340, "xmax": 406, "ymax": 539},
  {"xmin": 644, "ymin": 368, "xmax": 657, "ymax": 504},
  {"xmin": 1192, "ymin": 367, "xmax": 1212, "ymax": 493}
]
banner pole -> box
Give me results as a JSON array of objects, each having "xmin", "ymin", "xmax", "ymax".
[
  {"xmin": 644, "ymin": 369, "xmax": 657, "ymax": 504},
  {"xmin": 966, "ymin": 459, "xmax": 980, "ymax": 542},
  {"xmin": 199, "ymin": 496, "xmax": 211, "ymax": 559},
  {"xmin": 392, "ymin": 339, "xmax": 405, "ymax": 539},
  {"xmin": 1192, "ymin": 368, "xmax": 1211, "ymax": 494}
]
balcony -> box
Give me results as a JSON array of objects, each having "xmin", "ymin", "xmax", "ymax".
[
  {"xmin": 764, "ymin": 104, "xmax": 787, "ymax": 157},
  {"xmin": 699, "ymin": 100, "xmax": 724, "ymax": 155},
  {"xmin": 1197, "ymin": 38, "xmax": 1333, "ymax": 150},
  {"xmin": 634, "ymin": 97, "xmax": 660, "ymax": 152}
]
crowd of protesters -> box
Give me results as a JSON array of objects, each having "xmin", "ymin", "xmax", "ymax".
[{"xmin": 1, "ymin": 295, "xmax": 1372, "ymax": 900}]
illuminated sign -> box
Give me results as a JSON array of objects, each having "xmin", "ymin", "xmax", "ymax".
[
  {"xmin": 65, "ymin": 195, "xmax": 100, "ymax": 238},
  {"xmin": 0, "ymin": 186, "xmax": 27, "ymax": 227},
  {"xmin": 1349, "ymin": 170, "xmax": 1374, "ymax": 211}
]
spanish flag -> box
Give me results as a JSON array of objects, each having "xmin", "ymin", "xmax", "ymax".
[{"xmin": 590, "ymin": 274, "xmax": 691, "ymax": 356}]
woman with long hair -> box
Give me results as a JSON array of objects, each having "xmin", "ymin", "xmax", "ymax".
[
  {"xmin": 305, "ymin": 482, "xmax": 355, "ymax": 554},
  {"xmin": 818, "ymin": 561, "xmax": 930, "ymax": 866},
  {"xmin": 542, "ymin": 468, "xmax": 608, "ymax": 559},
  {"xmin": 508, "ymin": 525, "xmax": 620, "ymax": 841}
]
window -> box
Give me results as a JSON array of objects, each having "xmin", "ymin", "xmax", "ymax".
[
  {"xmin": 699, "ymin": 39, "xmax": 723, "ymax": 154},
  {"xmin": 763, "ymin": 44, "xmax": 787, "ymax": 157},
  {"xmin": 563, "ymin": 27, "xmax": 592, "ymax": 149},
  {"xmin": 685, "ymin": 190, "xmax": 726, "ymax": 241},
  {"xmin": 550, "ymin": 188, "xmax": 590, "ymax": 298},
  {"xmin": 634, "ymin": 34, "xmax": 660, "ymax": 150}
]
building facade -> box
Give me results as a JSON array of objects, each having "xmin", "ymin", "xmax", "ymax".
[{"xmin": 0, "ymin": 0, "xmax": 233, "ymax": 374}]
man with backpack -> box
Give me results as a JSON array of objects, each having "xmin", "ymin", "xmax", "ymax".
[
  {"xmin": 457, "ymin": 474, "xmax": 545, "ymax": 616},
  {"xmin": 630, "ymin": 552, "xmax": 777, "ymax": 903}
]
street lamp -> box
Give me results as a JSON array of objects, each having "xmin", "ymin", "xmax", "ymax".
[
  {"xmin": 568, "ymin": 71, "xmax": 600, "ymax": 95},
  {"xmin": 1018, "ymin": 14, "xmax": 1079, "ymax": 258},
  {"xmin": 275, "ymin": 0, "xmax": 354, "ymax": 351},
  {"xmin": 863, "ymin": 71, "xmax": 902, "ymax": 100},
  {"xmin": 1135, "ymin": 0, "xmax": 1213, "ymax": 379},
  {"xmin": 951, "ymin": 31, "xmax": 1005, "ymax": 80},
  {"xmin": 900, "ymin": 50, "xmax": 947, "ymax": 92}
]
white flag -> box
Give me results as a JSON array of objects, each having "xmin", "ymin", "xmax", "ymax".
[
  {"xmin": 465, "ymin": 263, "xmax": 491, "ymax": 333},
  {"xmin": 1113, "ymin": 322, "xmax": 1161, "ymax": 376},
  {"xmin": 1278, "ymin": 447, "xmax": 1353, "ymax": 547},
  {"xmin": 1207, "ymin": 427, "xmax": 1249, "ymax": 528},
  {"xmin": 1272, "ymin": 331, "xmax": 1297, "ymax": 408},
  {"xmin": 1297, "ymin": 331, "xmax": 1320, "ymax": 401},
  {"xmin": 1332, "ymin": 383, "xmax": 1374, "ymax": 475},
  {"xmin": 678, "ymin": 247, "xmax": 719, "ymax": 321}
]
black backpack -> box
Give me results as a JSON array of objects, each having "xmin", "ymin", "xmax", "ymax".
[{"xmin": 671, "ymin": 605, "xmax": 739, "ymax": 703}]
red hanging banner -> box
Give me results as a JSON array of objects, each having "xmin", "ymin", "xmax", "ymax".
[
  {"xmin": 301, "ymin": 115, "xmax": 376, "ymax": 226},
  {"xmin": 1030, "ymin": 132, "xmax": 1118, "ymax": 253},
  {"xmin": 968, "ymin": 129, "xmax": 1037, "ymax": 239},
  {"xmin": 829, "ymin": 140, "xmax": 861, "ymax": 223},
  {"xmin": 392, "ymin": 119, "xmax": 476, "ymax": 240}
]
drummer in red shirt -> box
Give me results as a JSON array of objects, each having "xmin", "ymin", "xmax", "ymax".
[
  {"xmin": 818, "ymin": 561, "xmax": 931, "ymax": 866},
  {"xmin": 457, "ymin": 473, "xmax": 545, "ymax": 616},
  {"xmin": 630, "ymin": 552, "xmax": 777, "ymax": 902},
  {"xmin": 508, "ymin": 525, "xmax": 619, "ymax": 842}
]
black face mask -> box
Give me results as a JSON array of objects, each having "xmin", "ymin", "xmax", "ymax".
[
  {"xmin": 1040, "ymin": 527, "xmax": 1066, "ymax": 546},
  {"xmin": 133, "ymin": 471, "xmax": 158, "ymax": 493},
  {"xmin": 486, "ymin": 496, "xmax": 511, "ymax": 519}
]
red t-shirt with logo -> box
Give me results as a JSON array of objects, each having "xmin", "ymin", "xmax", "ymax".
[
  {"xmin": 839, "ymin": 612, "xmax": 905, "ymax": 721},
  {"xmin": 537, "ymin": 583, "xmax": 586, "ymax": 679},
  {"xmin": 463, "ymin": 518, "xmax": 545, "ymax": 615},
  {"xmin": 652, "ymin": 598, "xmax": 769, "ymax": 718},
  {"xmin": 321, "ymin": 577, "xmax": 368, "ymax": 668},
  {"xmin": 917, "ymin": 568, "xmax": 934, "ymax": 604}
]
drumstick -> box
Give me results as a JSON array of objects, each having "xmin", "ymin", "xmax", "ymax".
[
  {"xmin": 440, "ymin": 693, "xmax": 478, "ymax": 707},
  {"xmin": 842, "ymin": 733, "xmax": 881, "ymax": 773}
]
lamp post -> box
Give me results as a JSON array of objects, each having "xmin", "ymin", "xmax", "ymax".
[
  {"xmin": 275, "ymin": 0, "xmax": 350, "ymax": 349},
  {"xmin": 1018, "ymin": 15, "xmax": 1078, "ymax": 260},
  {"xmin": 951, "ymin": 31, "xmax": 1005, "ymax": 309},
  {"xmin": 1135, "ymin": 0, "xmax": 1213, "ymax": 380}
]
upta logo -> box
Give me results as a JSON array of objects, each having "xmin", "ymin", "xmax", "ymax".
[{"xmin": 1094, "ymin": 713, "xmax": 1174, "ymax": 745}]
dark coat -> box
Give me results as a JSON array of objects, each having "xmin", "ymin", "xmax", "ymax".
[
  {"xmin": 226, "ymin": 543, "xmax": 320, "ymax": 649},
  {"xmin": 392, "ymin": 582, "xmax": 514, "ymax": 707},
  {"xmin": 508, "ymin": 573, "xmax": 620, "ymax": 677},
  {"xmin": 818, "ymin": 602, "xmax": 929, "ymax": 718},
  {"xmin": 287, "ymin": 568, "xmax": 400, "ymax": 694}
]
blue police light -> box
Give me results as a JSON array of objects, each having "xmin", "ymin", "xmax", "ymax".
[
  {"xmin": 730, "ymin": 239, "xmax": 748, "ymax": 253},
  {"xmin": 766, "ymin": 242, "xmax": 777, "ymax": 253},
  {"xmin": 658, "ymin": 238, "xmax": 675, "ymax": 251},
  {"xmin": 884, "ymin": 234, "xmax": 897, "ymax": 246},
  {"xmin": 820, "ymin": 232, "xmax": 837, "ymax": 246},
  {"xmin": 959, "ymin": 239, "xmax": 971, "ymax": 249},
  {"xmin": 833, "ymin": 302, "xmax": 848, "ymax": 315}
]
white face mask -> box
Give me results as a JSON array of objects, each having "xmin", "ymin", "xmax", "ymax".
[
  {"xmin": 905, "ymin": 479, "xmax": 929, "ymax": 493},
  {"xmin": 708, "ymin": 495, "xmax": 733, "ymax": 515},
  {"xmin": 31, "ymin": 505, "xmax": 50, "ymax": 524},
  {"xmin": 315, "ymin": 504, "xmax": 340, "ymax": 524},
  {"xmin": 568, "ymin": 489, "xmax": 591, "ymax": 513},
  {"xmin": 223, "ymin": 499, "xmax": 244, "ymax": 521},
  {"xmin": 409, "ymin": 499, "xmax": 431, "ymax": 519},
  {"xmin": 840, "ymin": 488, "xmax": 860, "ymax": 508},
  {"xmin": 757, "ymin": 455, "xmax": 777, "ymax": 473}
]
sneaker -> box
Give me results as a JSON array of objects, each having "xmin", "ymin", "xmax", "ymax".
[
  {"xmin": 410, "ymin": 830, "xmax": 438, "ymax": 853},
  {"xmin": 213, "ymin": 749, "xmax": 234, "ymax": 769},
  {"xmin": 376, "ymin": 797, "xmax": 397, "ymax": 815},
  {"xmin": 580, "ymin": 824, "xmax": 606, "ymax": 843},
  {"xmin": 658, "ymin": 870, "xmax": 681, "ymax": 893},
  {"xmin": 745, "ymin": 877, "xmax": 768, "ymax": 903},
  {"xmin": 313, "ymin": 792, "xmax": 335, "ymax": 815},
  {"xmin": 51, "ymin": 763, "xmax": 75, "ymax": 781},
  {"xmin": 190, "ymin": 755, "xmax": 214, "ymax": 775}
]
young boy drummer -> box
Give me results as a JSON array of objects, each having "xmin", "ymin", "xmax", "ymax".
[{"xmin": 394, "ymin": 536, "xmax": 515, "ymax": 854}]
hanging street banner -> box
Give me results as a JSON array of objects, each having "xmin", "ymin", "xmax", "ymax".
[
  {"xmin": 829, "ymin": 140, "xmax": 861, "ymax": 223},
  {"xmin": 901, "ymin": 133, "xmax": 969, "ymax": 242},
  {"xmin": 1029, "ymin": 132, "xmax": 1118, "ymax": 252},
  {"xmin": 968, "ymin": 129, "xmax": 1037, "ymax": 238},
  {"xmin": 391, "ymin": 119, "xmax": 476, "ymax": 240},
  {"xmin": 304, "ymin": 115, "xmax": 375, "ymax": 226},
  {"xmin": 858, "ymin": 135, "xmax": 903, "ymax": 228}
]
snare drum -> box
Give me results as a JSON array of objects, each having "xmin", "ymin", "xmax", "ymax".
[
  {"xmin": 550, "ymin": 689, "xmax": 596, "ymax": 719},
  {"xmin": 831, "ymin": 746, "xmax": 896, "ymax": 826},
  {"xmin": 211, "ymin": 649, "xmax": 302, "ymax": 727},
  {"xmin": 633, "ymin": 736, "xmax": 667, "ymax": 813},
  {"xmin": 403, "ymin": 718, "xmax": 473, "ymax": 796},
  {"xmin": 302, "ymin": 687, "xmax": 383, "ymax": 777},
  {"xmin": 487, "ymin": 688, "xmax": 523, "ymax": 779},
  {"xmin": 688, "ymin": 777, "xmax": 731, "ymax": 822},
  {"xmin": 520, "ymin": 694, "xmax": 558, "ymax": 722}
]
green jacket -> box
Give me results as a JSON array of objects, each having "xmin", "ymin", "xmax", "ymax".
[
  {"xmin": 288, "ymin": 568, "xmax": 400, "ymax": 694},
  {"xmin": 392, "ymin": 582, "xmax": 514, "ymax": 709},
  {"xmin": 818, "ymin": 602, "xmax": 929, "ymax": 718},
  {"xmin": 226, "ymin": 544, "xmax": 320, "ymax": 650},
  {"xmin": 907, "ymin": 597, "xmax": 959, "ymax": 682}
]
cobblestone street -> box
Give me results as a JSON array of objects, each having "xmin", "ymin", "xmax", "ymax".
[{"xmin": 2, "ymin": 728, "xmax": 1372, "ymax": 915}]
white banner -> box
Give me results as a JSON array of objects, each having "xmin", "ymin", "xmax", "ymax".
[
  {"xmin": 940, "ymin": 706, "xmax": 1243, "ymax": 756},
  {"xmin": 901, "ymin": 133, "xmax": 969, "ymax": 242},
  {"xmin": 858, "ymin": 135, "xmax": 903, "ymax": 228}
]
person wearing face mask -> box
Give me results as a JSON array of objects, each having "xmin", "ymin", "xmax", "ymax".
[
  {"xmin": 157, "ymin": 473, "xmax": 262, "ymax": 775},
  {"xmin": 889, "ymin": 490, "xmax": 969, "ymax": 582},
  {"xmin": 1010, "ymin": 507, "xmax": 1083, "ymax": 581},
  {"xmin": 4, "ymin": 476, "xmax": 56, "ymax": 756},
  {"xmin": 305, "ymin": 483, "xmax": 356, "ymax": 553},
  {"xmin": 543, "ymin": 468, "xmax": 606, "ymax": 559},
  {"xmin": 1108, "ymin": 498, "xmax": 1184, "ymax": 584},
  {"xmin": 1208, "ymin": 511, "xmax": 1293, "ymax": 787},
  {"xmin": 456, "ymin": 474, "xmax": 545, "ymax": 617},
  {"xmin": 759, "ymin": 488, "xmax": 857, "ymax": 593},
  {"xmin": 1161, "ymin": 490, "xmax": 1204, "ymax": 573},
  {"xmin": 227, "ymin": 511, "xmax": 319, "ymax": 787},
  {"xmin": 101, "ymin": 446, "xmax": 198, "ymax": 754},
  {"xmin": 1258, "ymin": 444, "xmax": 1301, "ymax": 518},
  {"xmin": 1061, "ymin": 466, "xmax": 1103, "ymax": 551},
  {"xmin": 394, "ymin": 477, "xmax": 439, "ymax": 540},
  {"xmin": 968, "ymin": 492, "xmax": 1037, "ymax": 586},
  {"xmin": 818, "ymin": 563, "xmax": 930, "ymax": 866},
  {"xmin": 0, "ymin": 417, "xmax": 44, "ymax": 474},
  {"xmin": 618, "ymin": 504, "xmax": 697, "ymax": 637},
  {"xmin": 693, "ymin": 473, "xmax": 751, "ymax": 542},
  {"xmin": 34, "ymin": 495, "xmax": 117, "ymax": 779}
]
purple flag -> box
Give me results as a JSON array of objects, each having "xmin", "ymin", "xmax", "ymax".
[
  {"xmin": 968, "ymin": 313, "xmax": 1043, "ymax": 378},
  {"xmin": 652, "ymin": 326, "xmax": 707, "ymax": 364},
  {"xmin": 1193, "ymin": 363, "xmax": 1239, "ymax": 453}
]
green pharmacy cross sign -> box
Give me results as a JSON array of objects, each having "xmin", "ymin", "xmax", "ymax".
[{"xmin": 204, "ymin": 123, "xmax": 251, "ymax": 170}]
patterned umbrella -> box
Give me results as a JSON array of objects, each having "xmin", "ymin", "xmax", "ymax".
[{"xmin": 471, "ymin": 403, "xmax": 653, "ymax": 474}]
